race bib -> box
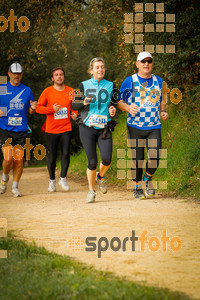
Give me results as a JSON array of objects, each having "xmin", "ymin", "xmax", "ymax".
[
  {"xmin": 8, "ymin": 117, "xmax": 22, "ymax": 126},
  {"xmin": 54, "ymin": 107, "xmax": 68, "ymax": 120},
  {"xmin": 89, "ymin": 115, "xmax": 107, "ymax": 128}
]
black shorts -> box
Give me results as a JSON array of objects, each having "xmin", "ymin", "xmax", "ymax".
[{"xmin": 0, "ymin": 128, "xmax": 28, "ymax": 149}]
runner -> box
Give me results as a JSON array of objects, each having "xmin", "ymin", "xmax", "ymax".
[
  {"xmin": 117, "ymin": 52, "xmax": 168, "ymax": 199},
  {"xmin": 72, "ymin": 57, "xmax": 117, "ymax": 203},
  {"xmin": 36, "ymin": 67, "xmax": 77, "ymax": 192},
  {"xmin": 0, "ymin": 63, "xmax": 37, "ymax": 197}
]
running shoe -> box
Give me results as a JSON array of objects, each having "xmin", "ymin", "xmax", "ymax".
[
  {"xmin": 86, "ymin": 190, "xmax": 96, "ymax": 203},
  {"xmin": 133, "ymin": 189, "xmax": 145, "ymax": 200},
  {"xmin": 0, "ymin": 177, "xmax": 9, "ymax": 194},
  {"xmin": 12, "ymin": 187, "xmax": 21, "ymax": 197},
  {"xmin": 48, "ymin": 180, "xmax": 56, "ymax": 192},
  {"xmin": 96, "ymin": 172, "xmax": 107, "ymax": 194},
  {"xmin": 58, "ymin": 177, "xmax": 70, "ymax": 191},
  {"xmin": 144, "ymin": 180, "xmax": 155, "ymax": 197}
]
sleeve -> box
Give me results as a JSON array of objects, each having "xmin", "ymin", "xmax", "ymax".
[
  {"xmin": 110, "ymin": 83, "xmax": 119, "ymax": 107},
  {"xmin": 36, "ymin": 89, "xmax": 55, "ymax": 115},
  {"xmin": 71, "ymin": 83, "xmax": 85, "ymax": 111},
  {"xmin": 117, "ymin": 77, "xmax": 132, "ymax": 103}
]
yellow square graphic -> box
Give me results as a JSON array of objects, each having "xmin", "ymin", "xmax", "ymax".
[
  {"xmin": 148, "ymin": 149, "xmax": 157, "ymax": 158},
  {"xmin": 135, "ymin": 13, "xmax": 143, "ymax": 23},
  {"xmin": 135, "ymin": 34, "xmax": 143, "ymax": 43},
  {"xmin": 127, "ymin": 170, "xmax": 136, "ymax": 179},
  {"xmin": 124, "ymin": 23, "xmax": 133, "ymax": 33},
  {"xmin": 166, "ymin": 45, "xmax": 175, "ymax": 53},
  {"xmin": 127, "ymin": 139, "xmax": 136, "ymax": 147},
  {"xmin": 124, "ymin": 13, "xmax": 133, "ymax": 22},
  {"xmin": 159, "ymin": 181, "xmax": 167, "ymax": 189},
  {"xmin": 156, "ymin": 13, "xmax": 164, "ymax": 23},
  {"xmin": 147, "ymin": 160, "xmax": 157, "ymax": 168},
  {"xmin": 156, "ymin": 24, "xmax": 164, "ymax": 32},
  {"xmin": 117, "ymin": 159, "xmax": 126, "ymax": 169},
  {"xmin": 166, "ymin": 14, "xmax": 175, "ymax": 22},
  {"xmin": 138, "ymin": 160, "xmax": 145, "ymax": 168},
  {"xmin": 117, "ymin": 170, "xmax": 126, "ymax": 180},
  {"xmin": 166, "ymin": 24, "xmax": 175, "ymax": 32},
  {"xmin": 135, "ymin": 23, "xmax": 143, "ymax": 32},
  {"xmin": 0, "ymin": 76, "xmax": 7, "ymax": 85},
  {"xmin": 127, "ymin": 160, "xmax": 136, "ymax": 169},
  {"xmin": 145, "ymin": 3, "xmax": 154, "ymax": 12},
  {"xmin": 135, "ymin": 45, "xmax": 143, "ymax": 53},
  {"xmin": 148, "ymin": 139, "xmax": 157, "ymax": 147},
  {"xmin": 156, "ymin": 45, "xmax": 164, "ymax": 53},
  {"xmin": 156, "ymin": 3, "xmax": 164, "ymax": 12},
  {"xmin": 138, "ymin": 139, "xmax": 146, "ymax": 147},
  {"xmin": 125, "ymin": 34, "xmax": 133, "ymax": 44},
  {"xmin": 117, "ymin": 149, "xmax": 126, "ymax": 158},
  {"xmin": 0, "ymin": 251, "xmax": 7, "ymax": 259},
  {"xmin": 135, "ymin": 3, "xmax": 143, "ymax": 12},
  {"xmin": 145, "ymin": 45, "xmax": 154, "ymax": 53},
  {"xmin": 159, "ymin": 149, "xmax": 167, "ymax": 158},
  {"xmin": 127, "ymin": 181, "xmax": 134, "ymax": 190},
  {"xmin": 159, "ymin": 160, "xmax": 167, "ymax": 168},
  {"xmin": 127, "ymin": 149, "xmax": 136, "ymax": 158},
  {"xmin": 145, "ymin": 24, "xmax": 154, "ymax": 32}
]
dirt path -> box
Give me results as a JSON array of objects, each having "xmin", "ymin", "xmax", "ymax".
[{"xmin": 0, "ymin": 167, "xmax": 200, "ymax": 299}]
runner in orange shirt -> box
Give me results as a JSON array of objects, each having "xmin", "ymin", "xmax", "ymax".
[{"xmin": 36, "ymin": 67, "xmax": 77, "ymax": 192}]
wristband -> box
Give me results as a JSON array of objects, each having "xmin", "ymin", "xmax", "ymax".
[{"xmin": 161, "ymin": 110, "xmax": 167, "ymax": 113}]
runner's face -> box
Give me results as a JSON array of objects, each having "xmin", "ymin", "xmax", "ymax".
[
  {"xmin": 8, "ymin": 72, "xmax": 22, "ymax": 86},
  {"xmin": 91, "ymin": 61, "xmax": 105, "ymax": 81},
  {"xmin": 52, "ymin": 70, "xmax": 65, "ymax": 85},
  {"xmin": 136, "ymin": 57, "xmax": 153, "ymax": 77}
]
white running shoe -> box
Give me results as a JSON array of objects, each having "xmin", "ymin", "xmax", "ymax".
[
  {"xmin": 86, "ymin": 190, "xmax": 96, "ymax": 203},
  {"xmin": 12, "ymin": 188, "xmax": 21, "ymax": 197},
  {"xmin": 58, "ymin": 177, "xmax": 70, "ymax": 191},
  {"xmin": 96, "ymin": 172, "xmax": 107, "ymax": 194},
  {"xmin": 48, "ymin": 180, "xmax": 56, "ymax": 192},
  {"xmin": 0, "ymin": 177, "xmax": 9, "ymax": 194}
]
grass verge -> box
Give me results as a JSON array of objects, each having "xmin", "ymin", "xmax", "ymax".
[{"xmin": 0, "ymin": 234, "xmax": 193, "ymax": 300}]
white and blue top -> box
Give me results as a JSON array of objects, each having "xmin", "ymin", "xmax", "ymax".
[{"xmin": 117, "ymin": 73, "xmax": 163, "ymax": 130}]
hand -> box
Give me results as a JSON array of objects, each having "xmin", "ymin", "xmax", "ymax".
[
  {"xmin": 109, "ymin": 106, "xmax": 116, "ymax": 117},
  {"xmin": 53, "ymin": 103, "xmax": 61, "ymax": 112},
  {"xmin": 83, "ymin": 95, "xmax": 92, "ymax": 106},
  {"xmin": 30, "ymin": 100, "xmax": 37, "ymax": 110},
  {"xmin": 71, "ymin": 112, "xmax": 77, "ymax": 120},
  {"xmin": 128, "ymin": 103, "xmax": 139, "ymax": 116},
  {"xmin": 0, "ymin": 109, "xmax": 3, "ymax": 117},
  {"xmin": 160, "ymin": 111, "xmax": 168, "ymax": 121}
]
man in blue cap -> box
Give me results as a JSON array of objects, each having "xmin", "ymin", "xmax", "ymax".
[{"xmin": 0, "ymin": 63, "xmax": 37, "ymax": 197}]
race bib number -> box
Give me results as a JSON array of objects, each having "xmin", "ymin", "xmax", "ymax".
[
  {"xmin": 8, "ymin": 117, "xmax": 22, "ymax": 126},
  {"xmin": 54, "ymin": 107, "xmax": 68, "ymax": 120},
  {"xmin": 89, "ymin": 115, "xmax": 107, "ymax": 128}
]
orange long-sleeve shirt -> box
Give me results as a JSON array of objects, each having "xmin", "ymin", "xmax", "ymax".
[{"xmin": 36, "ymin": 85, "xmax": 77, "ymax": 134}]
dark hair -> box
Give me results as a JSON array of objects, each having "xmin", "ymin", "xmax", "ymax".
[{"xmin": 51, "ymin": 67, "xmax": 65, "ymax": 78}]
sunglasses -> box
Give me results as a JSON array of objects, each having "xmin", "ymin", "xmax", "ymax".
[{"xmin": 140, "ymin": 59, "xmax": 153, "ymax": 64}]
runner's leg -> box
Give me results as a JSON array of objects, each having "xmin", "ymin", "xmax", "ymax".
[
  {"xmin": 60, "ymin": 131, "xmax": 71, "ymax": 178},
  {"xmin": 46, "ymin": 133, "xmax": 60, "ymax": 180}
]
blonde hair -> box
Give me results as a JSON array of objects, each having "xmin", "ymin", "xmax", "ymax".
[{"xmin": 88, "ymin": 57, "xmax": 105, "ymax": 75}]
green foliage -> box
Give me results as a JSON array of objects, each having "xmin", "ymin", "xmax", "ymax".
[{"xmin": 0, "ymin": 235, "xmax": 192, "ymax": 300}]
